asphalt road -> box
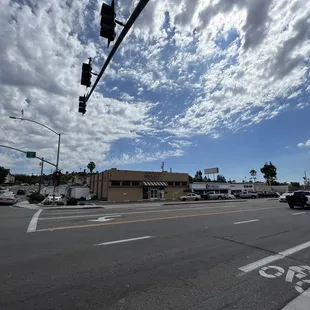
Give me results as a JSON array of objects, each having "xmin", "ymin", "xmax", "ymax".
[{"xmin": 1, "ymin": 199, "xmax": 310, "ymax": 309}]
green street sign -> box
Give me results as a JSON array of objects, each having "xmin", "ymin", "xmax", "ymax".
[{"xmin": 26, "ymin": 151, "xmax": 36, "ymax": 158}]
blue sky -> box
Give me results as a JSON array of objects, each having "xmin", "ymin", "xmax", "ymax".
[{"xmin": 0, "ymin": 0, "xmax": 310, "ymax": 183}]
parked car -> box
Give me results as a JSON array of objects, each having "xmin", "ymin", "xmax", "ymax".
[
  {"xmin": 224, "ymin": 193, "xmax": 236, "ymax": 200},
  {"xmin": 201, "ymin": 190, "xmax": 228, "ymax": 200},
  {"xmin": 27, "ymin": 190, "xmax": 36, "ymax": 197},
  {"xmin": 278, "ymin": 192, "xmax": 293, "ymax": 202},
  {"xmin": 46, "ymin": 194, "xmax": 64, "ymax": 203},
  {"xmin": 179, "ymin": 193, "xmax": 201, "ymax": 201},
  {"xmin": 0, "ymin": 191, "xmax": 18, "ymax": 205},
  {"xmin": 16, "ymin": 189, "xmax": 26, "ymax": 195},
  {"xmin": 239, "ymin": 192, "xmax": 258, "ymax": 199},
  {"xmin": 286, "ymin": 191, "xmax": 310, "ymax": 209}
]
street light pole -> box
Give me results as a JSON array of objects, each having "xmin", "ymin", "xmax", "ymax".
[
  {"xmin": 9, "ymin": 116, "xmax": 61, "ymax": 206},
  {"xmin": 38, "ymin": 158, "xmax": 44, "ymax": 195}
]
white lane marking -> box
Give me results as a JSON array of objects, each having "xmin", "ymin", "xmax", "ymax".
[
  {"xmin": 27, "ymin": 209, "xmax": 43, "ymax": 233},
  {"xmin": 89, "ymin": 215, "xmax": 121, "ymax": 222},
  {"xmin": 239, "ymin": 241, "xmax": 310, "ymax": 273},
  {"xmin": 39, "ymin": 205, "xmax": 239, "ymax": 221},
  {"xmin": 95, "ymin": 236, "xmax": 152, "ymax": 246},
  {"xmin": 293, "ymin": 212, "xmax": 306, "ymax": 216},
  {"xmin": 234, "ymin": 219, "xmax": 259, "ymax": 225}
]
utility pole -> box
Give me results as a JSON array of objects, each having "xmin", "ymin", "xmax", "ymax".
[{"xmin": 38, "ymin": 158, "xmax": 44, "ymax": 195}]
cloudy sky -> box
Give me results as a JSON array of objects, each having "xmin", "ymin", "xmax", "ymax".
[{"xmin": 0, "ymin": 0, "xmax": 310, "ymax": 182}]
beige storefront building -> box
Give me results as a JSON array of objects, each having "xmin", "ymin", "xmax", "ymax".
[{"xmin": 89, "ymin": 168, "xmax": 189, "ymax": 202}]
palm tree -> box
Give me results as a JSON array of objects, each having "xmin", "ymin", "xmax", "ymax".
[
  {"xmin": 87, "ymin": 161, "xmax": 96, "ymax": 174},
  {"xmin": 249, "ymin": 169, "xmax": 257, "ymax": 183}
]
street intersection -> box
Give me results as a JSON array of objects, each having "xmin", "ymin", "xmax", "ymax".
[{"xmin": 1, "ymin": 199, "xmax": 310, "ymax": 309}]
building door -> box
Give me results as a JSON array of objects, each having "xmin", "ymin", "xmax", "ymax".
[{"xmin": 149, "ymin": 188, "xmax": 158, "ymax": 200}]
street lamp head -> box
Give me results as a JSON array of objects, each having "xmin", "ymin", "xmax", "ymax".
[{"xmin": 9, "ymin": 116, "xmax": 17, "ymax": 119}]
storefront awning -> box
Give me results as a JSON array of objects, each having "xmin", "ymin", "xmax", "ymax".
[{"xmin": 143, "ymin": 181, "xmax": 167, "ymax": 187}]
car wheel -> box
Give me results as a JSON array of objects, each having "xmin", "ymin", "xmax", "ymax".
[
  {"xmin": 289, "ymin": 204, "xmax": 294, "ymax": 209},
  {"xmin": 218, "ymin": 196, "xmax": 222, "ymax": 200},
  {"xmin": 195, "ymin": 198, "xmax": 199, "ymax": 201},
  {"xmin": 251, "ymin": 195, "xmax": 256, "ymax": 199},
  {"xmin": 182, "ymin": 198, "xmax": 186, "ymax": 201}
]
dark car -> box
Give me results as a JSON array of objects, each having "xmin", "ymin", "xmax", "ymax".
[
  {"xmin": 16, "ymin": 189, "xmax": 26, "ymax": 195},
  {"xmin": 286, "ymin": 191, "xmax": 310, "ymax": 209}
]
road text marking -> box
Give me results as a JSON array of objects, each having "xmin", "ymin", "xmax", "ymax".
[
  {"xmin": 293, "ymin": 212, "xmax": 306, "ymax": 216},
  {"xmin": 234, "ymin": 219, "xmax": 259, "ymax": 225},
  {"xmin": 239, "ymin": 241, "xmax": 310, "ymax": 273},
  {"xmin": 27, "ymin": 209, "xmax": 43, "ymax": 233},
  {"xmin": 95, "ymin": 236, "xmax": 152, "ymax": 246}
]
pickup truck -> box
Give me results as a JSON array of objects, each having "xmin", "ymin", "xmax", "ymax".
[
  {"xmin": 239, "ymin": 192, "xmax": 258, "ymax": 199},
  {"xmin": 286, "ymin": 191, "xmax": 310, "ymax": 209}
]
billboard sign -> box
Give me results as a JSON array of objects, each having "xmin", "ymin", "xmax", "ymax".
[{"xmin": 204, "ymin": 167, "xmax": 219, "ymax": 174}]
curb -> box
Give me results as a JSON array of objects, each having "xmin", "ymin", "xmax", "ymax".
[
  {"xmin": 163, "ymin": 199, "xmax": 247, "ymax": 206},
  {"xmin": 42, "ymin": 206, "xmax": 105, "ymax": 210}
]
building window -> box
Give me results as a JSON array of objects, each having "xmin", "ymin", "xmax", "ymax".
[
  {"xmin": 249, "ymin": 185, "xmax": 253, "ymax": 188},
  {"xmin": 174, "ymin": 181, "xmax": 181, "ymax": 186},
  {"xmin": 122, "ymin": 181, "xmax": 130, "ymax": 186},
  {"xmin": 244, "ymin": 185, "xmax": 248, "ymax": 188},
  {"xmin": 168, "ymin": 182, "xmax": 174, "ymax": 186},
  {"xmin": 111, "ymin": 181, "xmax": 121, "ymax": 186},
  {"xmin": 132, "ymin": 181, "xmax": 140, "ymax": 186},
  {"xmin": 182, "ymin": 182, "xmax": 188, "ymax": 186}
]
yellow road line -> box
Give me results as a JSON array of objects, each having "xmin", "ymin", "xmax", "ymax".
[{"xmin": 37, "ymin": 205, "xmax": 283, "ymax": 232}]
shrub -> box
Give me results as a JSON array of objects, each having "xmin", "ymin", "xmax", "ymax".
[
  {"xmin": 56, "ymin": 201, "xmax": 65, "ymax": 206},
  {"xmin": 67, "ymin": 198, "xmax": 78, "ymax": 206},
  {"xmin": 78, "ymin": 202, "xmax": 85, "ymax": 206},
  {"xmin": 43, "ymin": 200, "xmax": 52, "ymax": 205},
  {"xmin": 28, "ymin": 193, "xmax": 45, "ymax": 204}
]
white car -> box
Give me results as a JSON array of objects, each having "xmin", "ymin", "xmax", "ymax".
[
  {"xmin": 0, "ymin": 191, "xmax": 18, "ymax": 205},
  {"xmin": 224, "ymin": 194, "xmax": 236, "ymax": 200},
  {"xmin": 46, "ymin": 195, "xmax": 63, "ymax": 202},
  {"xmin": 279, "ymin": 192, "xmax": 293, "ymax": 203},
  {"xmin": 180, "ymin": 193, "xmax": 201, "ymax": 201}
]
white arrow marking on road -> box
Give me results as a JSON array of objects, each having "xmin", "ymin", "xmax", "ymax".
[{"xmin": 89, "ymin": 215, "xmax": 121, "ymax": 222}]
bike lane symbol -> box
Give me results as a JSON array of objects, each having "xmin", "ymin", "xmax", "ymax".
[{"xmin": 259, "ymin": 265, "xmax": 310, "ymax": 295}]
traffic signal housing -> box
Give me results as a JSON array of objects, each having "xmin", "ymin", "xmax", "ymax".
[
  {"xmin": 81, "ymin": 63, "xmax": 92, "ymax": 87},
  {"xmin": 100, "ymin": 1, "xmax": 116, "ymax": 46},
  {"xmin": 78, "ymin": 96, "xmax": 87, "ymax": 115},
  {"xmin": 53, "ymin": 171, "xmax": 62, "ymax": 186}
]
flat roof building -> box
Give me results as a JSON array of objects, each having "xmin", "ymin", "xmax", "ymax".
[{"xmin": 89, "ymin": 168, "xmax": 189, "ymax": 202}]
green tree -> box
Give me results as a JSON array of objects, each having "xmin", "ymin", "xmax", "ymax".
[
  {"xmin": 260, "ymin": 162, "xmax": 277, "ymax": 185},
  {"xmin": 0, "ymin": 166, "xmax": 9, "ymax": 184},
  {"xmin": 87, "ymin": 161, "xmax": 96, "ymax": 174},
  {"xmin": 188, "ymin": 175, "xmax": 193, "ymax": 184}
]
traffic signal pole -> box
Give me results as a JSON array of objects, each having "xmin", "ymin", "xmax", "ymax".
[
  {"xmin": 86, "ymin": 0, "xmax": 150, "ymax": 103},
  {"xmin": 52, "ymin": 133, "xmax": 61, "ymax": 206}
]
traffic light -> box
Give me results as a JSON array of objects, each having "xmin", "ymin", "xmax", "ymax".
[
  {"xmin": 81, "ymin": 63, "xmax": 92, "ymax": 87},
  {"xmin": 53, "ymin": 171, "xmax": 61, "ymax": 186},
  {"xmin": 78, "ymin": 96, "xmax": 87, "ymax": 115},
  {"xmin": 100, "ymin": 1, "xmax": 116, "ymax": 46}
]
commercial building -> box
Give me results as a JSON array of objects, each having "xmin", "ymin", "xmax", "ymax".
[
  {"xmin": 89, "ymin": 168, "xmax": 189, "ymax": 202},
  {"xmin": 190, "ymin": 182, "xmax": 289, "ymax": 195}
]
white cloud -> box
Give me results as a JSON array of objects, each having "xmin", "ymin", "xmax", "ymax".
[{"xmin": 298, "ymin": 140, "xmax": 310, "ymax": 148}]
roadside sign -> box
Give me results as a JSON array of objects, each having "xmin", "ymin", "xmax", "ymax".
[{"xmin": 26, "ymin": 151, "xmax": 36, "ymax": 158}]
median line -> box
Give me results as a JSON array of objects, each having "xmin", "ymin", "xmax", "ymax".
[{"xmin": 95, "ymin": 236, "xmax": 152, "ymax": 246}]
